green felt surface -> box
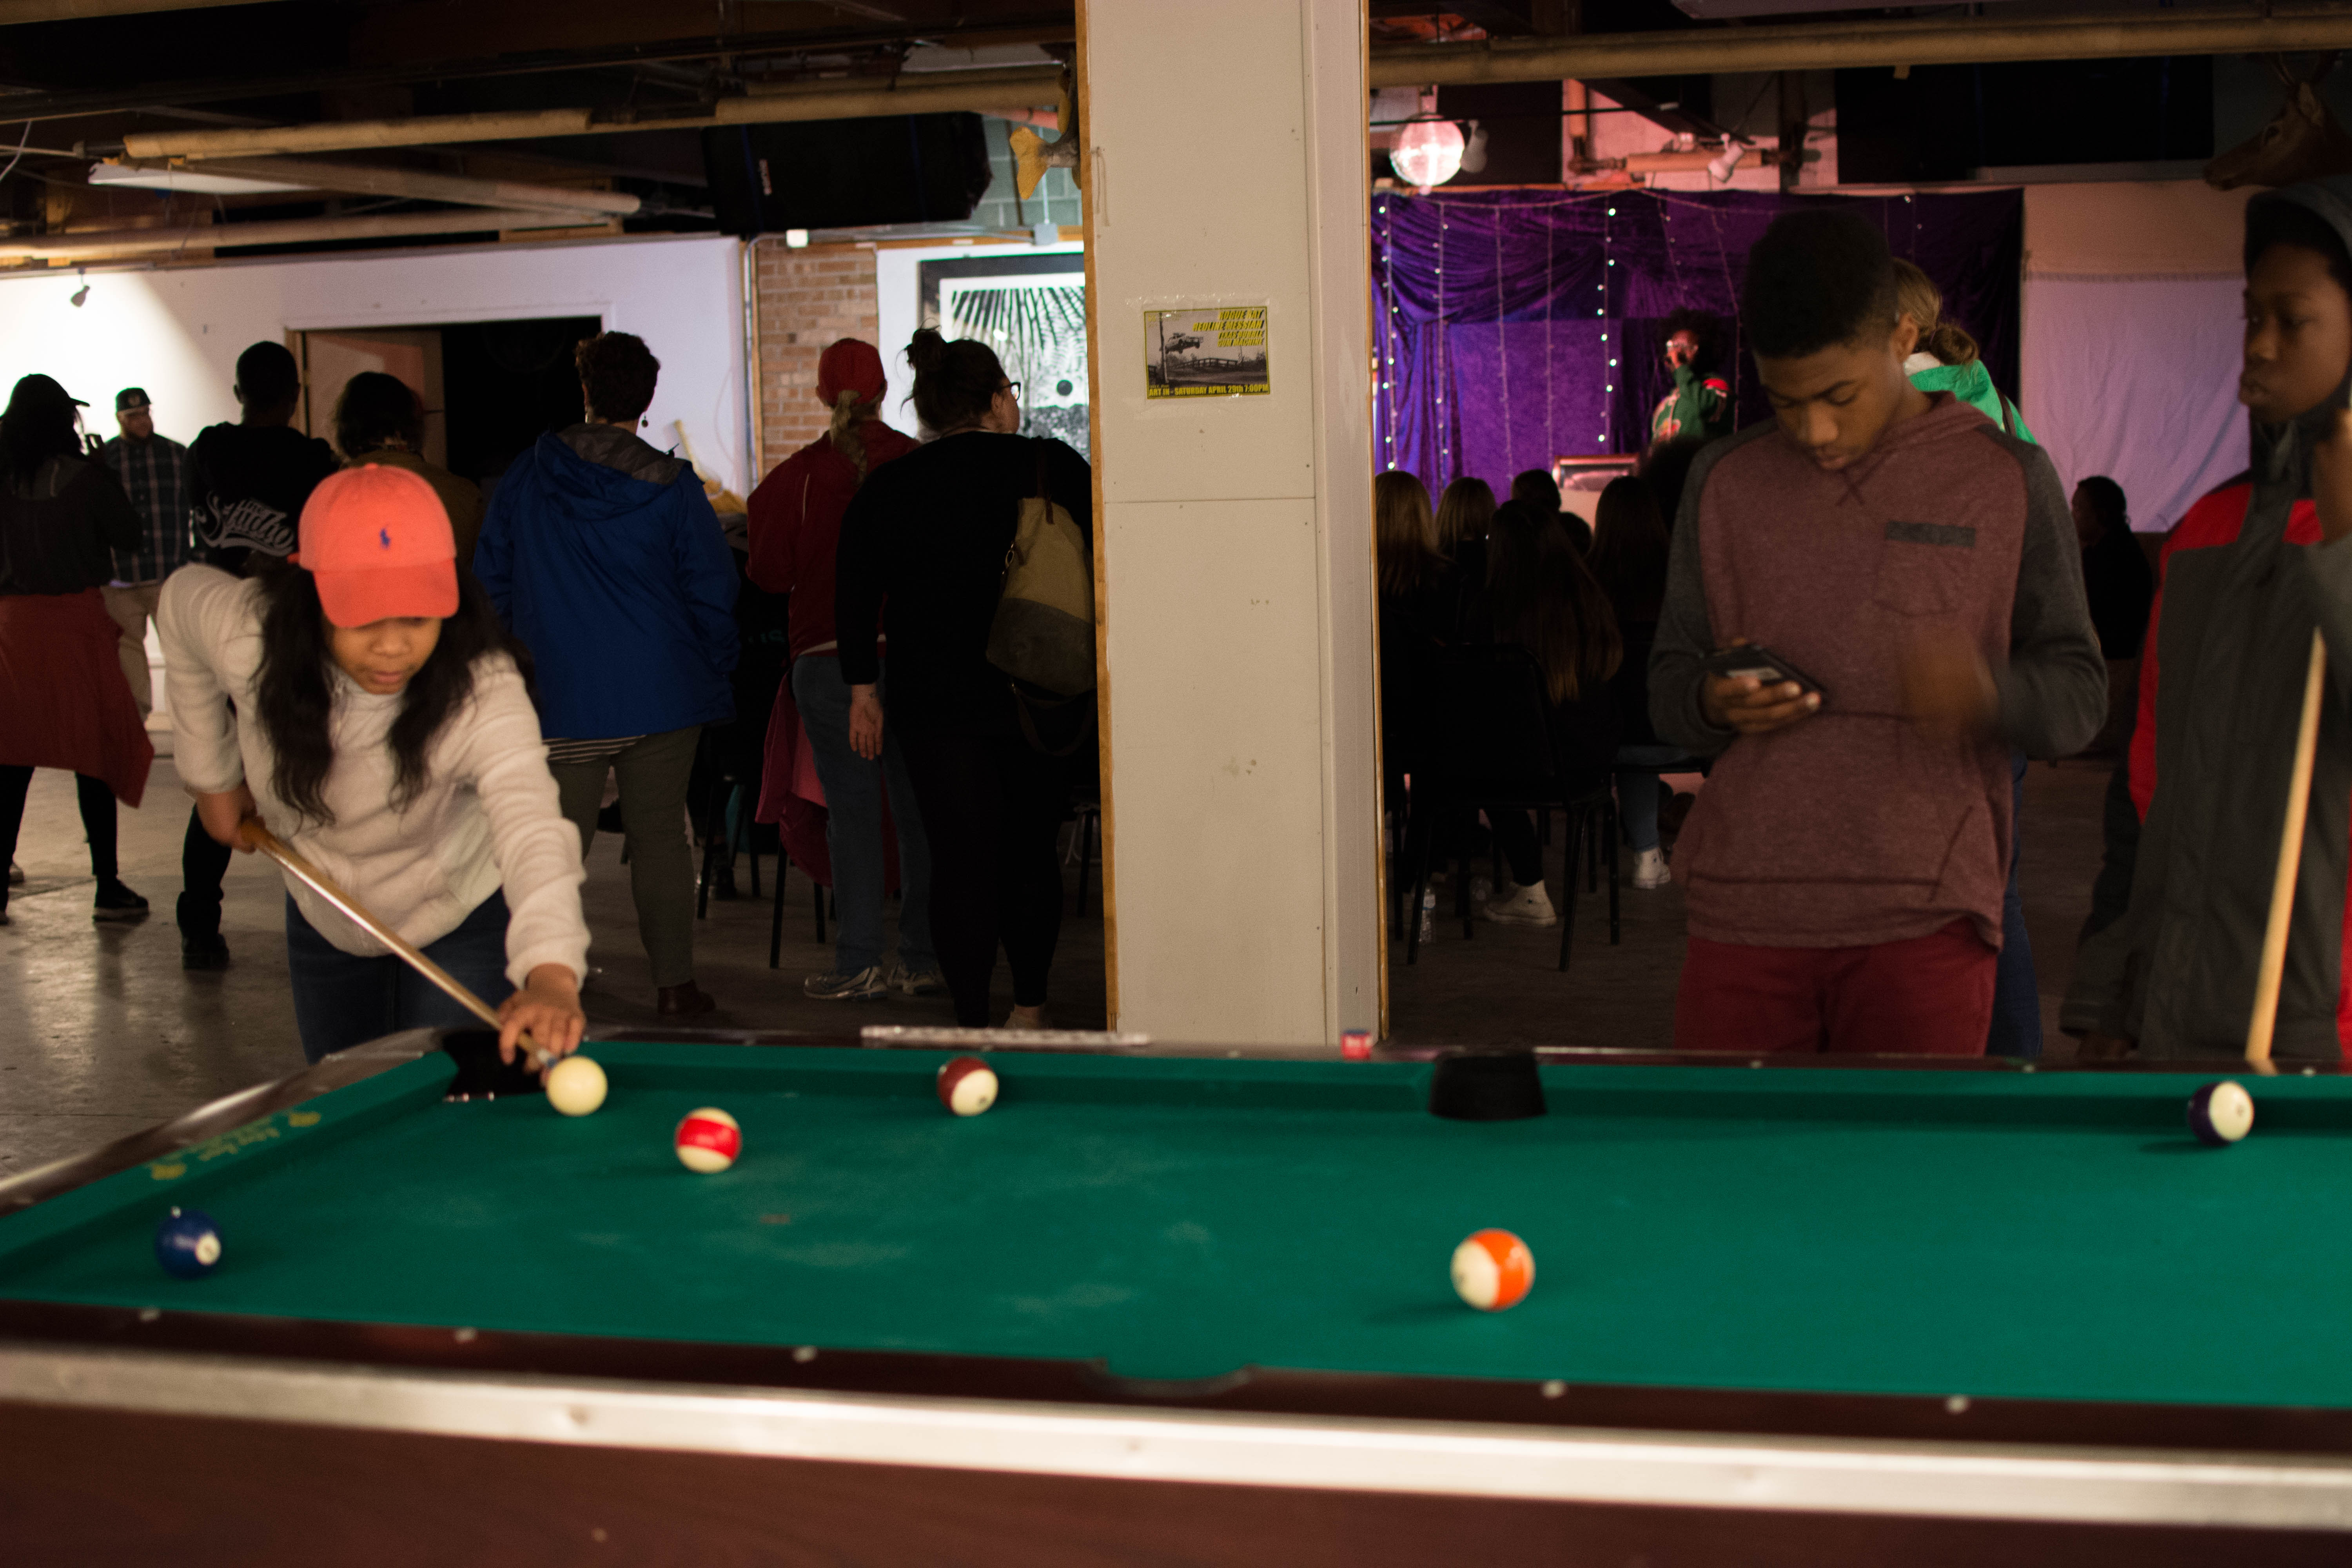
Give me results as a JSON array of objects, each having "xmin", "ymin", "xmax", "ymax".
[{"xmin": 6, "ymin": 1044, "xmax": 2352, "ymax": 1407}]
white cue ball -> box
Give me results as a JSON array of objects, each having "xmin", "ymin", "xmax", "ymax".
[{"xmin": 544, "ymin": 1055, "xmax": 608, "ymax": 1117}]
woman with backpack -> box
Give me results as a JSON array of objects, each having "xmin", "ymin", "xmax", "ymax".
[{"xmin": 835, "ymin": 330, "xmax": 1093, "ymax": 1029}]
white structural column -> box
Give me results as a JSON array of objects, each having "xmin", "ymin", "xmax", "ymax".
[{"xmin": 1080, "ymin": 0, "xmax": 1379, "ymax": 1046}]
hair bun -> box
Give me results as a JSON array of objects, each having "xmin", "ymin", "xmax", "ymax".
[{"xmin": 904, "ymin": 327, "xmax": 947, "ymax": 374}]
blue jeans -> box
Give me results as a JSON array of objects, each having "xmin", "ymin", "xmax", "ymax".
[
  {"xmin": 791, "ymin": 654, "xmax": 936, "ymax": 975},
  {"xmin": 285, "ymin": 890, "xmax": 514, "ymax": 1064},
  {"xmin": 1614, "ymin": 744, "xmax": 1686, "ymax": 852},
  {"xmin": 1987, "ymin": 752, "xmax": 2043, "ymax": 1059}
]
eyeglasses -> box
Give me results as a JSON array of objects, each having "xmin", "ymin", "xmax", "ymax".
[{"xmin": 1004, "ymin": 381, "xmax": 1022, "ymax": 400}]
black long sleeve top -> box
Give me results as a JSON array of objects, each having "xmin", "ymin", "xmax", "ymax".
[
  {"xmin": 0, "ymin": 454, "xmax": 141, "ymax": 596},
  {"xmin": 835, "ymin": 432, "xmax": 1092, "ymax": 735}
]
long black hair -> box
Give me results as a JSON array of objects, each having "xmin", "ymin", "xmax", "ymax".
[
  {"xmin": 253, "ymin": 562, "xmax": 530, "ymax": 825},
  {"xmin": 1486, "ymin": 500, "xmax": 1622, "ymax": 704},
  {"xmin": 1585, "ymin": 476, "xmax": 1671, "ymax": 619}
]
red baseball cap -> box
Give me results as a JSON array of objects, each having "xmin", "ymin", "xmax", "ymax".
[
  {"xmin": 295, "ymin": 465, "xmax": 458, "ymax": 628},
  {"xmin": 817, "ymin": 338, "xmax": 885, "ymax": 405}
]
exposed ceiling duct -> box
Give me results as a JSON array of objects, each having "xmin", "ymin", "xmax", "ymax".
[{"xmin": 102, "ymin": 156, "xmax": 644, "ymax": 215}]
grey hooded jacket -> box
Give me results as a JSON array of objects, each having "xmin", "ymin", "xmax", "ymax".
[{"xmin": 2063, "ymin": 177, "xmax": 2352, "ymax": 1059}]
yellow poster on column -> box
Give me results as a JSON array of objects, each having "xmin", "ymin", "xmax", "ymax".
[{"xmin": 1143, "ymin": 305, "xmax": 1270, "ymax": 398}]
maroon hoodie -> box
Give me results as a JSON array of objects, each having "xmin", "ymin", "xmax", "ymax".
[
  {"xmin": 1649, "ymin": 395, "xmax": 2105, "ymax": 949},
  {"xmin": 746, "ymin": 422, "xmax": 919, "ymax": 659}
]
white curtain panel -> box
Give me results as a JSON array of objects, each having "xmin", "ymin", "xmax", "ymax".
[{"xmin": 2022, "ymin": 272, "xmax": 2250, "ymax": 538}]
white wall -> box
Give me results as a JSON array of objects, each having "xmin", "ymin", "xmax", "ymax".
[
  {"xmin": 0, "ymin": 233, "xmax": 751, "ymax": 490},
  {"xmin": 2021, "ymin": 182, "xmax": 2256, "ymax": 535}
]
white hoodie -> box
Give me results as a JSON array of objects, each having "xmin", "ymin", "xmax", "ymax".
[{"xmin": 158, "ymin": 565, "xmax": 589, "ymax": 987}]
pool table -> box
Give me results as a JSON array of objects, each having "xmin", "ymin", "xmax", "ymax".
[{"xmin": 6, "ymin": 1028, "xmax": 2352, "ymax": 1566}]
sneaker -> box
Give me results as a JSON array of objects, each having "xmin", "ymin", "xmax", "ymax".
[
  {"xmin": 93, "ymin": 878, "xmax": 150, "ymax": 922},
  {"xmin": 803, "ymin": 965, "xmax": 888, "ymax": 1002},
  {"xmin": 889, "ymin": 962, "xmax": 947, "ymax": 998},
  {"xmin": 1483, "ymin": 882, "xmax": 1559, "ymax": 927},
  {"xmin": 181, "ymin": 930, "xmax": 230, "ymax": 970},
  {"xmin": 1631, "ymin": 847, "xmax": 1671, "ymax": 891}
]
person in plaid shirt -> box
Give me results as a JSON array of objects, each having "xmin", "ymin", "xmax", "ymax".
[{"xmin": 98, "ymin": 387, "xmax": 194, "ymax": 717}]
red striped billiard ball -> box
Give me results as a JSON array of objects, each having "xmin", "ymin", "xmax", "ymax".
[
  {"xmin": 936, "ymin": 1056, "xmax": 998, "ymax": 1117},
  {"xmin": 1452, "ymin": 1229, "xmax": 1535, "ymax": 1312},
  {"xmin": 675, "ymin": 1107, "xmax": 742, "ymax": 1172}
]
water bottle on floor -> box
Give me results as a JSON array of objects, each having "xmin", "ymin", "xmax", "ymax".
[{"xmin": 1417, "ymin": 889, "xmax": 1436, "ymax": 944}]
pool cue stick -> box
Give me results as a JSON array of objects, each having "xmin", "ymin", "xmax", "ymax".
[
  {"xmin": 239, "ymin": 821, "xmax": 552, "ymax": 1069},
  {"xmin": 2248, "ymin": 628, "xmax": 2330, "ymax": 1065}
]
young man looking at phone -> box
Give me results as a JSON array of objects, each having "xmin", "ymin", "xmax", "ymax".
[{"xmin": 1650, "ymin": 211, "xmax": 2104, "ymax": 1054}]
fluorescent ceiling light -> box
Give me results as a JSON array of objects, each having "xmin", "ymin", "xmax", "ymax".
[{"xmin": 87, "ymin": 162, "xmax": 314, "ymax": 196}]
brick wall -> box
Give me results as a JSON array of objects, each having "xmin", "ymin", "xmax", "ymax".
[{"xmin": 752, "ymin": 239, "xmax": 880, "ymax": 480}]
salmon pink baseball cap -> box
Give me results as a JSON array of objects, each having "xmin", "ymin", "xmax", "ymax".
[{"xmin": 294, "ymin": 464, "xmax": 458, "ymax": 628}]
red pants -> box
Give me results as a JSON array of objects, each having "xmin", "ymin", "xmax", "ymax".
[{"xmin": 1675, "ymin": 920, "xmax": 1996, "ymax": 1056}]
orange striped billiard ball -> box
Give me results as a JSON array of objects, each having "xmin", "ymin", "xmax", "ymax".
[{"xmin": 1451, "ymin": 1229, "xmax": 1535, "ymax": 1312}]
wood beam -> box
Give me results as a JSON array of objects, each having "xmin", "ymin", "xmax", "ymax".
[
  {"xmin": 1367, "ymin": 5, "xmax": 2352, "ymax": 84},
  {"xmin": 0, "ymin": 0, "xmax": 268, "ymax": 20},
  {"xmin": 0, "ymin": 207, "xmax": 580, "ymax": 260}
]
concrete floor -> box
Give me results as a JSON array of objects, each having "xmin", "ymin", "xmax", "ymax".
[{"xmin": 1, "ymin": 757, "xmax": 2111, "ymax": 1181}]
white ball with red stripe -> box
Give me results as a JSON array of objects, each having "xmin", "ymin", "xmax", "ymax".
[
  {"xmin": 936, "ymin": 1056, "xmax": 998, "ymax": 1117},
  {"xmin": 1451, "ymin": 1229, "xmax": 1535, "ymax": 1312},
  {"xmin": 674, "ymin": 1107, "xmax": 742, "ymax": 1172}
]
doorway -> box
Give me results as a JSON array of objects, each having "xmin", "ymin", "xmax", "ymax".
[{"xmin": 290, "ymin": 314, "xmax": 602, "ymax": 489}]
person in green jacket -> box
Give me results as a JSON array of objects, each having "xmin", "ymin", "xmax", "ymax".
[
  {"xmin": 1649, "ymin": 308, "xmax": 1734, "ymax": 446},
  {"xmin": 1894, "ymin": 259, "xmax": 2034, "ymax": 441}
]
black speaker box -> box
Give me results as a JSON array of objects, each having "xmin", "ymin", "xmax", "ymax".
[{"xmin": 703, "ymin": 113, "xmax": 995, "ymax": 236}]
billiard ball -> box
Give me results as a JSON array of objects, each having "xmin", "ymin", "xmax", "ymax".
[
  {"xmin": 1451, "ymin": 1229, "xmax": 1534, "ymax": 1312},
  {"xmin": 936, "ymin": 1056, "xmax": 998, "ymax": 1117},
  {"xmin": 2188, "ymin": 1081, "xmax": 2255, "ymax": 1146},
  {"xmin": 155, "ymin": 1207, "xmax": 222, "ymax": 1279},
  {"xmin": 675, "ymin": 1107, "xmax": 742, "ymax": 1172},
  {"xmin": 544, "ymin": 1055, "xmax": 607, "ymax": 1117}
]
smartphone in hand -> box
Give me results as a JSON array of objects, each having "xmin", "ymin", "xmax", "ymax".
[{"xmin": 1702, "ymin": 644, "xmax": 1828, "ymax": 702}]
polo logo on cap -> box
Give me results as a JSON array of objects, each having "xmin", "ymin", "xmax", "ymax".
[{"xmin": 379, "ymin": 528, "xmax": 392, "ymax": 550}]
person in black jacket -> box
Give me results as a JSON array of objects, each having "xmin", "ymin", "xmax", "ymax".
[
  {"xmin": 176, "ymin": 342, "xmax": 339, "ymax": 969},
  {"xmin": 1459, "ymin": 499, "xmax": 1623, "ymax": 925},
  {"xmin": 835, "ymin": 329, "xmax": 1092, "ymax": 1029},
  {"xmin": 0, "ymin": 374, "xmax": 152, "ymax": 923},
  {"xmin": 1585, "ymin": 476, "xmax": 1680, "ymax": 890},
  {"xmin": 2071, "ymin": 476, "xmax": 2154, "ymax": 659}
]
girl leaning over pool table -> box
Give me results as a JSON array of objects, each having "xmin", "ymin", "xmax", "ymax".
[{"xmin": 158, "ymin": 463, "xmax": 590, "ymax": 1067}]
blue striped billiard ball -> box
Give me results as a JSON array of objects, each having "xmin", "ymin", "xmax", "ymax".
[
  {"xmin": 2187, "ymin": 1081, "xmax": 2255, "ymax": 1147},
  {"xmin": 155, "ymin": 1207, "xmax": 222, "ymax": 1278}
]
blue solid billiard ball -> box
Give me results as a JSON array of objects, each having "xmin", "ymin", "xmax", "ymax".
[
  {"xmin": 154, "ymin": 1207, "xmax": 222, "ymax": 1278},
  {"xmin": 2187, "ymin": 1081, "xmax": 2256, "ymax": 1147}
]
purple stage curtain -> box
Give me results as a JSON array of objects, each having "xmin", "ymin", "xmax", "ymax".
[{"xmin": 1370, "ymin": 189, "xmax": 2024, "ymax": 492}]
